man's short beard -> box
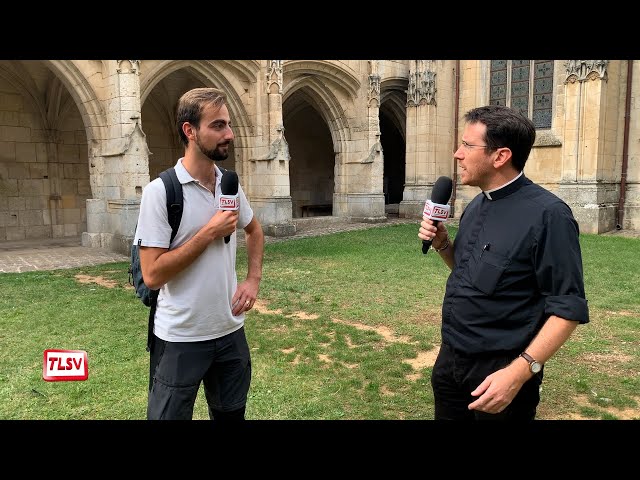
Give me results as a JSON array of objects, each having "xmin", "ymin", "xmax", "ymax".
[
  {"xmin": 206, "ymin": 149, "xmax": 229, "ymax": 161},
  {"xmin": 196, "ymin": 137, "xmax": 229, "ymax": 161}
]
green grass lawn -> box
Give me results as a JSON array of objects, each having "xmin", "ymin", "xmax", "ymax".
[{"xmin": 1, "ymin": 223, "xmax": 638, "ymax": 419}]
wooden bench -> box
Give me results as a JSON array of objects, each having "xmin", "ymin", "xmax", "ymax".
[{"xmin": 301, "ymin": 204, "xmax": 332, "ymax": 217}]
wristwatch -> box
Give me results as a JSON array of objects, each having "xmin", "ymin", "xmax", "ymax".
[{"xmin": 519, "ymin": 352, "xmax": 542, "ymax": 374}]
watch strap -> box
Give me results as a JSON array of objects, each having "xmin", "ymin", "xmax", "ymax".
[{"xmin": 520, "ymin": 352, "xmax": 535, "ymax": 364}]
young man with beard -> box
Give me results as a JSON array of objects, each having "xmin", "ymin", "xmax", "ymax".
[
  {"xmin": 418, "ymin": 105, "xmax": 589, "ymax": 420},
  {"xmin": 134, "ymin": 87, "xmax": 264, "ymax": 420}
]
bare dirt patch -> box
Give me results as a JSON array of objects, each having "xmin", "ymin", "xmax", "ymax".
[
  {"xmin": 580, "ymin": 351, "xmax": 634, "ymax": 364},
  {"xmin": 578, "ymin": 350, "xmax": 635, "ymax": 377},
  {"xmin": 541, "ymin": 394, "xmax": 640, "ymax": 420},
  {"xmin": 380, "ymin": 385, "xmax": 396, "ymax": 397},
  {"xmin": 332, "ymin": 318, "xmax": 414, "ymax": 344},
  {"xmin": 253, "ymin": 299, "xmax": 283, "ymax": 315},
  {"xmin": 253, "ymin": 299, "xmax": 319, "ymax": 320},
  {"xmin": 342, "ymin": 362, "xmax": 359, "ymax": 369},
  {"xmin": 74, "ymin": 274, "xmax": 118, "ymax": 288},
  {"xmin": 572, "ymin": 394, "xmax": 640, "ymax": 420},
  {"xmin": 343, "ymin": 335, "xmax": 358, "ymax": 349},
  {"xmin": 403, "ymin": 347, "xmax": 440, "ymax": 371},
  {"xmin": 604, "ymin": 310, "xmax": 638, "ymax": 317},
  {"xmin": 254, "ymin": 299, "xmax": 440, "ymax": 374},
  {"xmin": 289, "ymin": 312, "xmax": 319, "ymax": 320},
  {"xmin": 402, "ymin": 346, "xmax": 440, "ymax": 381}
]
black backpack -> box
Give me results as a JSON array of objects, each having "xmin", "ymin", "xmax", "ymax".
[
  {"xmin": 128, "ymin": 166, "xmax": 226, "ymax": 352},
  {"xmin": 128, "ymin": 167, "xmax": 183, "ymax": 351}
]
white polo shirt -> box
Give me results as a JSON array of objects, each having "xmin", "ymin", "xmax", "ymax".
[{"xmin": 133, "ymin": 158, "xmax": 254, "ymax": 342}]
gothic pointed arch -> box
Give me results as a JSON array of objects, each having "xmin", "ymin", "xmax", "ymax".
[
  {"xmin": 43, "ymin": 60, "xmax": 107, "ymax": 146},
  {"xmin": 139, "ymin": 60, "xmax": 256, "ymax": 145},
  {"xmin": 283, "ymin": 60, "xmax": 361, "ymax": 98},
  {"xmin": 380, "ymin": 77, "xmax": 409, "ymax": 142},
  {"xmin": 283, "ymin": 75, "xmax": 352, "ymax": 155}
]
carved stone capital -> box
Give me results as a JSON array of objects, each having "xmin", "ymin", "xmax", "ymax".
[
  {"xmin": 116, "ymin": 60, "xmax": 141, "ymax": 74},
  {"xmin": 266, "ymin": 60, "xmax": 283, "ymax": 94},
  {"xmin": 368, "ymin": 74, "xmax": 381, "ymax": 106},
  {"xmin": 406, "ymin": 60, "xmax": 437, "ymax": 107},
  {"xmin": 564, "ymin": 60, "xmax": 608, "ymax": 83}
]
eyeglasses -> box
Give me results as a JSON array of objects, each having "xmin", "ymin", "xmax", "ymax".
[{"xmin": 460, "ymin": 140, "xmax": 489, "ymax": 150}]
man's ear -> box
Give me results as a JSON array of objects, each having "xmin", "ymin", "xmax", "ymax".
[
  {"xmin": 182, "ymin": 121, "xmax": 195, "ymax": 141},
  {"xmin": 493, "ymin": 147, "xmax": 512, "ymax": 169}
]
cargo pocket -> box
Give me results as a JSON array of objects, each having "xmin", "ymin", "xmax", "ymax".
[{"xmin": 472, "ymin": 250, "xmax": 510, "ymax": 296}]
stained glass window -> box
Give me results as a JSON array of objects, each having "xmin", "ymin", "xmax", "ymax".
[{"xmin": 489, "ymin": 60, "xmax": 553, "ymax": 129}]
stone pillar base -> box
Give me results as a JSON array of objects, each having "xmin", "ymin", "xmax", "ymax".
[
  {"xmin": 618, "ymin": 183, "xmax": 640, "ymax": 230},
  {"xmin": 110, "ymin": 233, "xmax": 133, "ymax": 256},
  {"xmin": 557, "ymin": 182, "xmax": 619, "ymax": 234},
  {"xmin": 84, "ymin": 198, "xmax": 140, "ymax": 253},
  {"xmin": 399, "ymin": 200, "xmax": 423, "ymax": 219},
  {"xmin": 333, "ymin": 193, "xmax": 385, "ymax": 219},
  {"xmin": 82, "ymin": 231, "xmax": 102, "ymax": 248}
]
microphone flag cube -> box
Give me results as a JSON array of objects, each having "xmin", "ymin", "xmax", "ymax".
[
  {"xmin": 423, "ymin": 200, "xmax": 450, "ymax": 221},
  {"xmin": 219, "ymin": 194, "xmax": 239, "ymax": 211}
]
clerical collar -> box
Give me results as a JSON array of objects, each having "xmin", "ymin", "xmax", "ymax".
[{"xmin": 482, "ymin": 171, "xmax": 526, "ymax": 201}]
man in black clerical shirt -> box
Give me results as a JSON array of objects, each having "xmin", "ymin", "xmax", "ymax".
[{"xmin": 418, "ymin": 105, "xmax": 589, "ymax": 420}]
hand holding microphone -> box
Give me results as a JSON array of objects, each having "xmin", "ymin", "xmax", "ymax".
[
  {"xmin": 219, "ymin": 170, "xmax": 239, "ymax": 243},
  {"xmin": 421, "ymin": 176, "xmax": 453, "ymax": 254}
]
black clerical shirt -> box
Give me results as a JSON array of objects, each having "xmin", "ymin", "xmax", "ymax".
[{"xmin": 441, "ymin": 174, "xmax": 590, "ymax": 355}]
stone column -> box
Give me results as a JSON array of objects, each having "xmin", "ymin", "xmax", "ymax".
[
  {"xmin": 559, "ymin": 60, "xmax": 618, "ymax": 233},
  {"xmin": 623, "ymin": 61, "xmax": 640, "ymax": 230},
  {"xmin": 83, "ymin": 60, "xmax": 149, "ymax": 253},
  {"xmin": 399, "ymin": 60, "xmax": 453, "ymax": 219},
  {"xmin": 333, "ymin": 60, "xmax": 386, "ymax": 223},
  {"xmin": 248, "ymin": 60, "xmax": 296, "ymax": 236}
]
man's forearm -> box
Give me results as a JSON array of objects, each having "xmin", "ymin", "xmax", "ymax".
[
  {"xmin": 437, "ymin": 240, "xmax": 455, "ymax": 270},
  {"xmin": 245, "ymin": 228, "xmax": 264, "ymax": 282},
  {"xmin": 524, "ymin": 315, "xmax": 579, "ymax": 365}
]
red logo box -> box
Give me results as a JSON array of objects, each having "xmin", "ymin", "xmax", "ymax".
[
  {"xmin": 219, "ymin": 195, "xmax": 239, "ymax": 210},
  {"xmin": 423, "ymin": 201, "xmax": 450, "ymax": 221},
  {"xmin": 43, "ymin": 349, "xmax": 89, "ymax": 382}
]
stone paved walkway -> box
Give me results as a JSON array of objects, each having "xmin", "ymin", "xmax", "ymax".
[{"xmin": 0, "ymin": 216, "xmax": 418, "ymax": 273}]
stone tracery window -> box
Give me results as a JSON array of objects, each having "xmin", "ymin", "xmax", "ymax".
[{"xmin": 489, "ymin": 60, "xmax": 554, "ymax": 129}]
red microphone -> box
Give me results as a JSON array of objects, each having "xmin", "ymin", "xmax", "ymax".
[
  {"xmin": 422, "ymin": 176, "xmax": 453, "ymax": 254},
  {"xmin": 220, "ymin": 170, "xmax": 239, "ymax": 244}
]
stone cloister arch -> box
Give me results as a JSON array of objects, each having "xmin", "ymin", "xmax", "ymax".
[
  {"xmin": 0, "ymin": 60, "xmax": 105, "ymax": 242},
  {"xmin": 283, "ymin": 61, "xmax": 385, "ymax": 221},
  {"xmin": 43, "ymin": 60, "xmax": 107, "ymax": 148},
  {"xmin": 282, "ymin": 73, "xmax": 353, "ymax": 218},
  {"xmin": 139, "ymin": 60, "xmax": 257, "ymax": 194},
  {"xmin": 282, "ymin": 89, "xmax": 336, "ymax": 218},
  {"xmin": 380, "ymin": 78, "xmax": 409, "ymax": 210}
]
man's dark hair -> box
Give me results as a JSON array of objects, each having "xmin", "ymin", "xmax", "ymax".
[
  {"xmin": 464, "ymin": 105, "xmax": 536, "ymax": 172},
  {"xmin": 176, "ymin": 87, "xmax": 227, "ymax": 147}
]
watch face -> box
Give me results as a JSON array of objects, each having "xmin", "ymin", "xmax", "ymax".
[{"xmin": 531, "ymin": 361, "xmax": 542, "ymax": 374}]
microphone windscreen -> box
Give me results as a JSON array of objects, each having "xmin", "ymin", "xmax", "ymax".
[
  {"xmin": 220, "ymin": 170, "xmax": 239, "ymax": 195},
  {"xmin": 431, "ymin": 176, "xmax": 453, "ymax": 204}
]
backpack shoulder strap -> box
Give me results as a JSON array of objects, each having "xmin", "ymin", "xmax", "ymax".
[{"xmin": 158, "ymin": 167, "xmax": 183, "ymax": 244}]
